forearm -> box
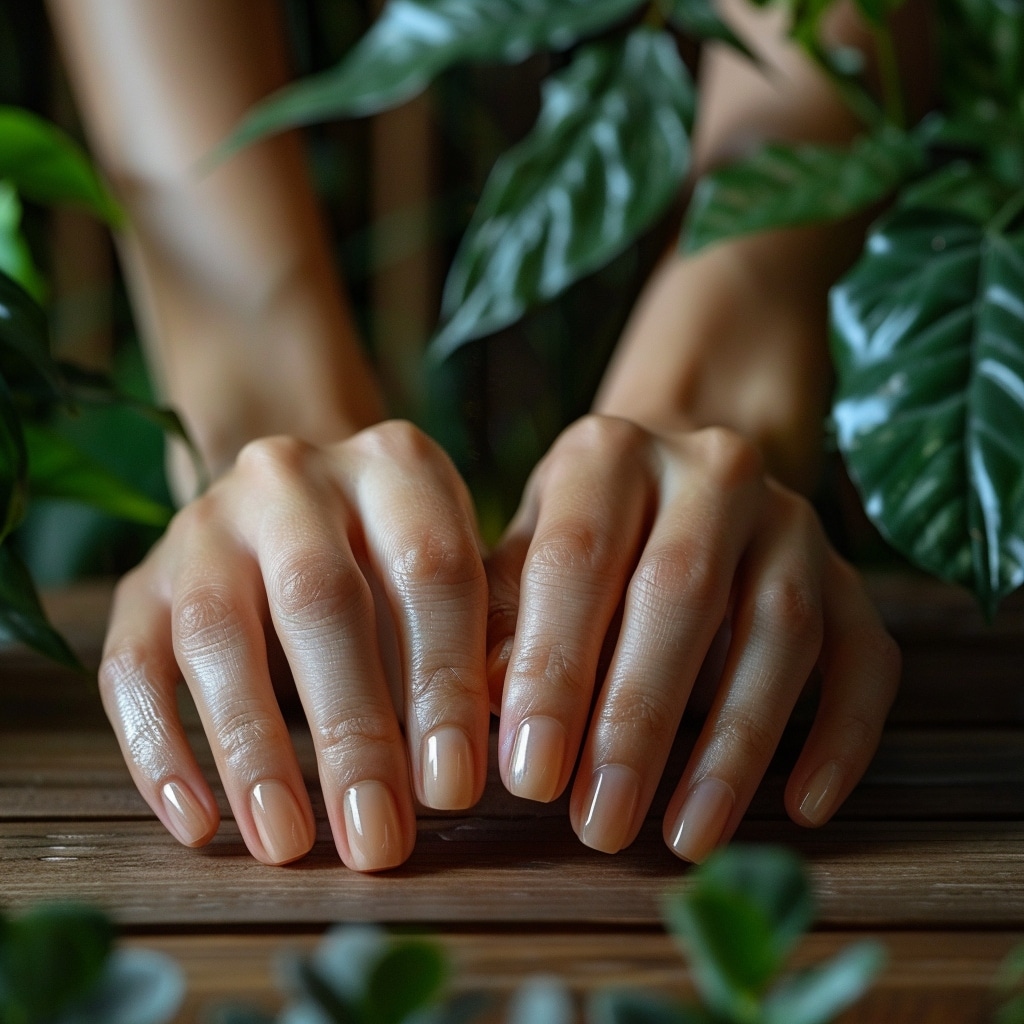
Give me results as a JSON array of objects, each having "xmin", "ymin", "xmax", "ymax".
[{"xmin": 47, "ymin": 0, "xmax": 385, "ymax": 482}]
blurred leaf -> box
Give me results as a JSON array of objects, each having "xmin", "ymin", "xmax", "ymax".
[
  {"xmin": 0, "ymin": 540, "xmax": 81, "ymax": 668},
  {"xmin": 0, "ymin": 107, "xmax": 122, "ymax": 225},
  {"xmin": 55, "ymin": 948, "xmax": 186, "ymax": 1024},
  {"xmin": 0, "ymin": 182, "xmax": 45, "ymax": 301},
  {"xmin": 0, "ymin": 904, "xmax": 114, "ymax": 1023},
  {"xmin": 683, "ymin": 127, "xmax": 924, "ymax": 254},
  {"xmin": 852, "ymin": 0, "xmax": 909, "ymax": 26},
  {"xmin": 365, "ymin": 940, "xmax": 447, "ymax": 1024},
  {"xmin": 431, "ymin": 27, "xmax": 693, "ymax": 360},
  {"xmin": 762, "ymin": 942, "xmax": 886, "ymax": 1024},
  {"xmin": 411, "ymin": 991, "xmax": 491, "ymax": 1024},
  {"xmin": 295, "ymin": 961, "xmax": 361, "ymax": 1024},
  {"xmin": 897, "ymin": 160, "xmax": 1019, "ymax": 223},
  {"xmin": 0, "ymin": 269, "xmax": 62, "ymax": 395},
  {"xmin": 997, "ymin": 942, "xmax": 1024, "ymax": 992},
  {"xmin": 23, "ymin": 423, "xmax": 173, "ymax": 527},
  {"xmin": 506, "ymin": 976, "xmax": 574, "ymax": 1024},
  {"xmin": 0, "ymin": 372, "xmax": 28, "ymax": 543},
  {"xmin": 997, "ymin": 993, "xmax": 1024, "ymax": 1024},
  {"xmin": 587, "ymin": 990, "xmax": 713, "ymax": 1024},
  {"xmin": 220, "ymin": 0, "xmax": 644, "ymax": 153},
  {"xmin": 657, "ymin": 0, "xmax": 757, "ymax": 61},
  {"xmin": 830, "ymin": 184, "xmax": 1024, "ymax": 614}
]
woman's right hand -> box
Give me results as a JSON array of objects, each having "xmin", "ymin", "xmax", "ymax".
[{"xmin": 98, "ymin": 420, "xmax": 491, "ymax": 871}]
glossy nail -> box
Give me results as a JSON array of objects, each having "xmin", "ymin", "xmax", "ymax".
[
  {"xmin": 161, "ymin": 779, "xmax": 209, "ymax": 846},
  {"xmin": 250, "ymin": 780, "xmax": 313, "ymax": 865},
  {"xmin": 579, "ymin": 764, "xmax": 641, "ymax": 854},
  {"xmin": 508, "ymin": 716, "xmax": 567, "ymax": 802},
  {"xmin": 799, "ymin": 760, "xmax": 843, "ymax": 826},
  {"xmin": 422, "ymin": 725, "xmax": 475, "ymax": 810},
  {"xmin": 343, "ymin": 781, "xmax": 404, "ymax": 871},
  {"xmin": 669, "ymin": 777, "xmax": 735, "ymax": 864}
]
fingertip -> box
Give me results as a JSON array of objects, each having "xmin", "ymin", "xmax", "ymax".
[
  {"xmin": 160, "ymin": 777, "xmax": 219, "ymax": 848},
  {"xmin": 789, "ymin": 759, "xmax": 844, "ymax": 828},
  {"xmin": 339, "ymin": 780, "xmax": 412, "ymax": 872}
]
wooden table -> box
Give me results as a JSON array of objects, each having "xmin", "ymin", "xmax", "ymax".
[{"xmin": 2, "ymin": 577, "xmax": 1024, "ymax": 1022}]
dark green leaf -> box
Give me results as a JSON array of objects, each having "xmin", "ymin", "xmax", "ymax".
[
  {"xmin": 295, "ymin": 960, "xmax": 361, "ymax": 1024},
  {"xmin": 587, "ymin": 990, "xmax": 713, "ymax": 1024},
  {"xmin": 657, "ymin": 0, "xmax": 757, "ymax": 61},
  {"xmin": 0, "ymin": 372, "xmax": 28, "ymax": 543},
  {"xmin": 762, "ymin": 942, "xmax": 886, "ymax": 1024},
  {"xmin": 0, "ymin": 183, "xmax": 45, "ymax": 301},
  {"xmin": 830, "ymin": 186, "xmax": 1024, "ymax": 614},
  {"xmin": 365, "ymin": 940, "xmax": 447, "ymax": 1024},
  {"xmin": 219, "ymin": 0, "xmax": 644, "ymax": 154},
  {"xmin": 852, "ymin": 0, "xmax": 908, "ymax": 26},
  {"xmin": 683, "ymin": 127, "xmax": 924, "ymax": 254},
  {"xmin": 0, "ymin": 269, "xmax": 62, "ymax": 395},
  {"xmin": 431, "ymin": 27, "xmax": 694, "ymax": 360},
  {"xmin": 23, "ymin": 423, "xmax": 173, "ymax": 527},
  {"xmin": 898, "ymin": 160, "xmax": 1019, "ymax": 223},
  {"xmin": 0, "ymin": 904, "xmax": 114, "ymax": 1023},
  {"xmin": 0, "ymin": 107, "xmax": 122, "ymax": 224},
  {"xmin": 0, "ymin": 540, "xmax": 82, "ymax": 669}
]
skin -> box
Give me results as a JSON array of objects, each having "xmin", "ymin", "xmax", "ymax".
[{"xmin": 47, "ymin": 0, "xmax": 906, "ymax": 869}]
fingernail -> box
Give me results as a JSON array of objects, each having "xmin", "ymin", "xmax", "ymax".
[
  {"xmin": 799, "ymin": 760, "xmax": 843, "ymax": 826},
  {"xmin": 422, "ymin": 725, "xmax": 475, "ymax": 810},
  {"xmin": 579, "ymin": 764, "xmax": 641, "ymax": 854},
  {"xmin": 508, "ymin": 716, "xmax": 566, "ymax": 802},
  {"xmin": 250, "ymin": 780, "xmax": 313, "ymax": 865},
  {"xmin": 161, "ymin": 779, "xmax": 209, "ymax": 846},
  {"xmin": 343, "ymin": 781, "xmax": 405, "ymax": 872},
  {"xmin": 669, "ymin": 777, "xmax": 735, "ymax": 864}
]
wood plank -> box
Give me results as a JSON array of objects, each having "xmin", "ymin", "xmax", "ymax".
[{"xmin": 3, "ymin": 818, "xmax": 1024, "ymax": 928}]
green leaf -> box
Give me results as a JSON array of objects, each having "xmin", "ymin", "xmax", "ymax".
[
  {"xmin": 0, "ymin": 904, "xmax": 114, "ymax": 1023},
  {"xmin": 0, "ymin": 269, "xmax": 63, "ymax": 396},
  {"xmin": 587, "ymin": 990, "xmax": 713, "ymax": 1024},
  {"xmin": 0, "ymin": 183, "xmax": 45, "ymax": 301},
  {"xmin": 830, "ymin": 184, "xmax": 1024, "ymax": 614},
  {"xmin": 365, "ymin": 940, "xmax": 447, "ymax": 1024},
  {"xmin": 23, "ymin": 423, "xmax": 173, "ymax": 527},
  {"xmin": 657, "ymin": 0, "xmax": 757, "ymax": 61},
  {"xmin": 219, "ymin": 0, "xmax": 644, "ymax": 154},
  {"xmin": 762, "ymin": 942, "xmax": 886, "ymax": 1024},
  {"xmin": 0, "ymin": 372, "xmax": 28, "ymax": 544},
  {"xmin": 852, "ymin": 0, "xmax": 908, "ymax": 26},
  {"xmin": 0, "ymin": 540, "xmax": 82, "ymax": 669},
  {"xmin": 431, "ymin": 27, "xmax": 694, "ymax": 361},
  {"xmin": 0, "ymin": 108, "xmax": 122, "ymax": 225},
  {"xmin": 898, "ymin": 160, "xmax": 1019, "ymax": 224},
  {"xmin": 682, "ymin": 127, "xmax": 924, "ymax": 255}
]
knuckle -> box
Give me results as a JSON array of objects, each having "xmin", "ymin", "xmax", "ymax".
[
  {"xmin": 215, "ymin": 698, "xmax": 282, "ymax": 771},
  {"xmin": 528, "ymin": 521, "xmax": 615, "ymax": 582},
  {"xmin": 601, "ymin": 686, "xmax": 676, "ymax": 745},
  {"xmin": 836, "ymin": 706, "xmax": 880, "ymax": 755},
  {"xmin": 393, "ymin": 527, "xmax": 484, "ymax": 591},
  {"xmin": 409, "ymin": 665, "xmax": 479, "ymax": 714},
  {"xmin": 236, "ymin": 435, "xmax": 312, "ymax": 481},
  {"xmin": 315, "ymin": 704, "xmax": 400, "ymax": 771},
  {"xmin": 754, "ymin": 577, "xmax": 823, "ymax": 650},
  {"xmin": 173, "ymin": 587, "xmax": 245, "ymax": 657},
  {"xmin": 858, "ymin": 626, "xmax": 903, "ymax": 697},
  {"xmin": 513, "ymin": 642, "xmax": 592, "ymax": 702},
  {"xmin": 634, "ymin": 542, "xmax": 722, "ymax": 615},
  {"xmin": 356, "ymin": 419, "xmax": 436, "ymax": 463},
  {"xmin": 269, "ymin": 551, "xmax": 370, "ymax": 629},
  {"xmin": 718, "ymin": 709, "xmax": 779, "ymax": 766},
  {"xmin": 694, "ymin": 427, "xmax": 764, "ymax": 489},
  {"xmin": 559, "ymin": 414, "xmax": 646, "ymax": 460}
]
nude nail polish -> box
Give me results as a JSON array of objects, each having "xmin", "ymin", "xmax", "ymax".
[
  {"xmin": 422, "ymin": 725, "xmax": 475, "ymax": 810},
  {"xmin": 668, "ymin": 777, "xmax": 735, "ymax": 864},
  {"xmin": 250, "ymin": 780, "xmax": 313, "ymax": 865},
  {"xmin": 508, "ymin": 716, "xmax": 567, "ymax": 802},
  {"xmin": 161, "ymin": 779, "xmax": 209, "ymax": 846},
  {"xmin": 343, "ymin": 781, "xmax": 404, "ymax": 872},
  {"xmin": 799, "ymin": 760, "xmax": 843, "ymax": 826},
  {"xmin": 579, "ymin": 764, "xmax": 641, "ymax": 854}
]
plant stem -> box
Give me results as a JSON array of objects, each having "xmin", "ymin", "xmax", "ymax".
[{"xmin": 871, "ymin": 23, "xmax": 906, "ymax": 128}]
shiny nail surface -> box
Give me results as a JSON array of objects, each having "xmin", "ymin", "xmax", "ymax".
[
  {"xmin": 422, "ymin": 725, "xmax": 475, "ymax": 810},
  {"xmin": 669, "ymin": 777, "xmax": 735, "ymax": 863},
  {"xmin": 508, "ymin": 716, "xmax": 567, "ymax": 802},
  {"xmin": 161, "ymin": 779, "xmax": 209, "ymax": 846},
  {"xmin": 343, "ymin": 781, "xmax": 404, "ymax": 872},
  {"xmin": 250, "ymin": 780, "xmax": 313, "ymax": 865},
  {"xmin": 579, "ymin": 764, "xmax": 641, "ymax": 854},
  {"xmin": 799, "ymin": 760, "xmax": 843, "ymax": 826}
]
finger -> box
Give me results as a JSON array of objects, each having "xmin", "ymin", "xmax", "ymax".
[
  {"xmin": 239, "ymin": 437, "xmax": 415, "ymax": 872},
  {"xmin": 170, "ymin": 500, "xmax": 316, "ymax": 866},
  {"xmin": 785, "ymin": 554, "xmax": 901, "ymax": 827},
  {"xmin": 568, "ymin": 436, "xmax": 763, "ymax": 853},
  {"xmin": 99, "ymin": 560, "xmax": 219, "ymax": 848},
  {"xmin": 348, "ymin": 422, "xmax": 490, "ymax": 811},
  {"xmin": 498, "ymin": 417, "xmax": 654, "ymax": 803},
  {"xmin": 661, "ymin": 492, "xmax": 827, "ymax": 864}
]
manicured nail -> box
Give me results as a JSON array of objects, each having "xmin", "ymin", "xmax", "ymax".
[
  {"xmin": 669, "ymin": 777, "xmax": 735, "ymax": 864},
  {"xmin": 161, "ymin": 779, "xmax": 209, "ymax": 846},
  {"xmin": 508, "ymin": 716, "xmax": 567, "ymax": 802},
  {"xmin": 250, "ymin": 780, "xmax": 313, "ymax": 865},
  {"xmin": 343, "ymin": 781, "xmax": 404, "ymax": 872},
  {"xmin": 579, "ymin": 764, "xmax": 641, "ymax": 854},
  {"xmin": 799, "ymin": 760, "xmax": 843, "ymax": 826},
  {"xmin": 422, "ymin": 725, "xmax": 475, "ymax": 810}
]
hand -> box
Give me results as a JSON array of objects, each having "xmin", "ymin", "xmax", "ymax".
[
  {"xmin": 485, "ymin": 415, "xmax": 900, "ymax": 862},
  {"xmin": 99, "ymin": 421, "xmax": 490, "ymax": 870}
]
